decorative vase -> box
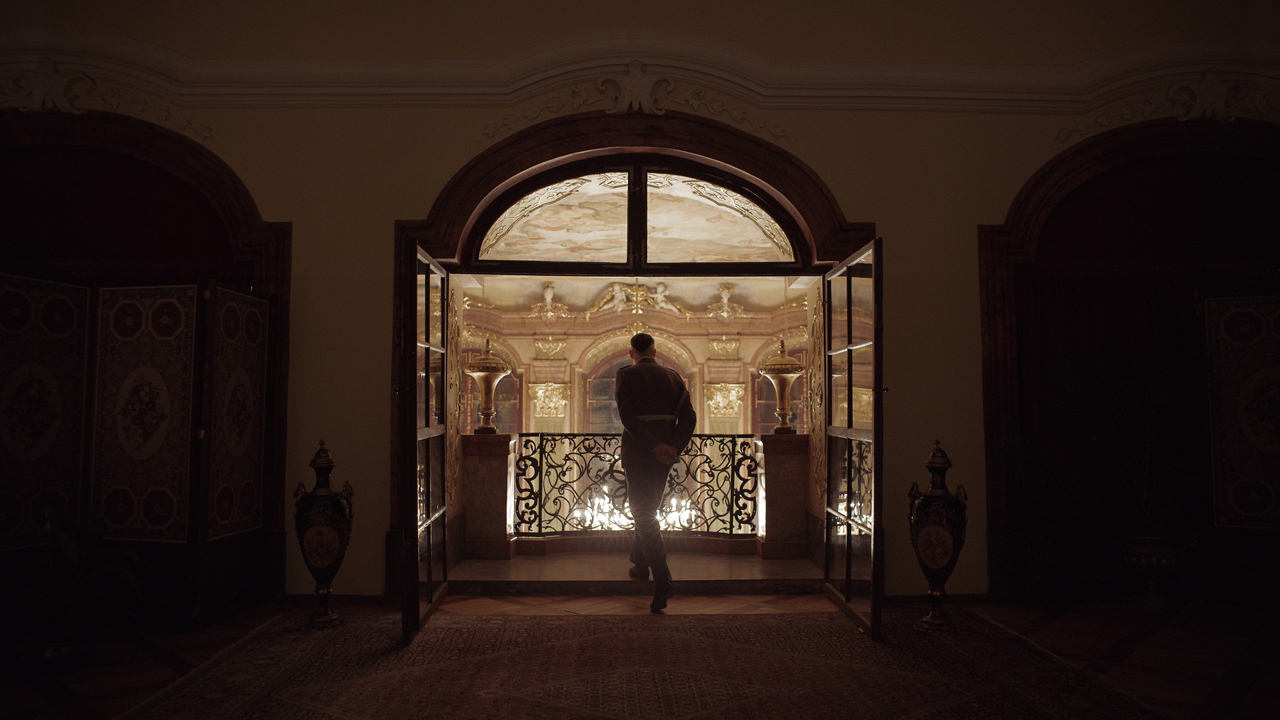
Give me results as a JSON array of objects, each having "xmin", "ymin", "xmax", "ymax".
[
  {"xmin": 908, "ymin": 441, "xmax": 968, "ymax": 629},
  {"xmin": 294, "ymin": 440, "xmax": 354, "ymax": 627},
  {"xmin": 464, "ymin": 338, "xmax": 512, "ymax": 434},
  {"xmin": 759, "ymin": 338, "xmax": 804, "ymax": 434}
]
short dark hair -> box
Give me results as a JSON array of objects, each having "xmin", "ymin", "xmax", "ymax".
[{"xmin": 630, "ymin": 332, "xmax": 655, "ymax": 354}]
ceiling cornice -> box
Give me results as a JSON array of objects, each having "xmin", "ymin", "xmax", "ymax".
[{"xmin": 2, "ymin": 28, "xmax": 1279, "ymax": 113}]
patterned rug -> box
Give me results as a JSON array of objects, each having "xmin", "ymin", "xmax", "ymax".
[{"xmin": 121, "ymin": 607, "xmax": 1158, "ymax": 719}]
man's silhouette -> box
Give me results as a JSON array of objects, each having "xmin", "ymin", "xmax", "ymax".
[{"xmin": 615, "ymin": 332, "xmax": 696, "ymax": 612}]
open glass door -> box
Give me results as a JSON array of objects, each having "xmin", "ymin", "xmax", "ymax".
[
  {"xmin": 396, "ymin": 242, "xmax": 449, "ymax": 645},
  {"xmin": 823, "ymin": 238, "xmax": 883, "ymax": 638}
]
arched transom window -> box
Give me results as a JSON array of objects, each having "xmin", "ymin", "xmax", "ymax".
[{"xmin": 476, "ymin": 164, "xmax": 798, "ymax": 268}]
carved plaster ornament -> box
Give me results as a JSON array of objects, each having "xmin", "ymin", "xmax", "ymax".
[
  {"xmin": 1055, "ymin": 67, "xmax": 1278, "ymax": 144},
  {"xmin": 534, "ymin": 336, "xmax": 566, "ymax": 359},
  {"xmin": 0, "ymin": 57, "xmax": 214, "ymax": 139},
  {"xmin": 1169, "ymin": 68, "xmax": 1244, "ymax": 122},
  {"xmin": 530, "ymin": 383, "xmax": 569, "ymax": 418},
  {"xmin": 705, "ymin": 283, "xmax": 747, "ymax": 324},
  {"xmin": 705, "ymin": 383, "xmax": 746, "ymax": 417},
  {"xmin": 708, "ymin": 336, "xmax": 740, "ymax": 359},
  {"xmin": 525, "ymin": 281, "xmax": 574, "ymax": 321},
  {"xmin": 600, "ymin": 60, "xmax": 673, "ymax": 115},
  {"xmin": 2, "ymin": 57, "xmax": 95, "ymax": 113},
  {"xmin": 585, "ymin": 281, "xmax": 689, "ymax": 320}
]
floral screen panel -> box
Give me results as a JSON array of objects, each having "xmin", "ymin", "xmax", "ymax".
[
  {"xmin": 0, "ymin": 274, "xmax": 90, "ymax": 550},
  {"xmin": 92, "ymin": 286, "xmax": 197, "ymax": 543},
  {"xmin": 647, "ymin": 174, "xmax": 793, "ymax": 263},
  {"xmin": 478, "ymin": 173, "xmax": 628, "ymax": 263},
  {"xmin": 206, "ymin": 288, "xmax": 268, "ymax": 540}
]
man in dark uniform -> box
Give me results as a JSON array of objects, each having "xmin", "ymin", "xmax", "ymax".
[{"xmin": 615, "ymin": 332, "xmax": 696, "ymax": 612}]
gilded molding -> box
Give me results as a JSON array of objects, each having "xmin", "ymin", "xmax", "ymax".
[
  {"xmin": 530, "ymin": 383, "xmax": 569, "ymax": 418},
  {"xmin": 705, "ymin": 383, "xmax": 745, "ymax": 417},
  {"xmin": 708, "ymin": 336, "xmax": 740, "ymax": 360}
]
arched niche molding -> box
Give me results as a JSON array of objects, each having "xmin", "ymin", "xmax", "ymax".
[
  {"xmin": 577, "ymin": 331, "xmax": 699, "ymax": 434},
  {"xmin": 398, "ymin": 110, "xmax": 873, "ymax": 270},
  {"xmin": 579, "ymin": 329, "xmax": 697, "ymax": 379},
  {"xmin": 0, "ymin": 107, "xmax": 292, "ymax": 584},
  {"xmin": 978, "ymin": 116, "xmax": 1280, "ymax": 597}
]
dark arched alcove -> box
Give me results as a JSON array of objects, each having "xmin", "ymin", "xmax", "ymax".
[
  {"xmin": 981, "ymin": 118, "xmax": 1280, "ymax": 602},
  {"xmin": 0, "ymin": 109, "xmax": 291, "ymax": 626}
]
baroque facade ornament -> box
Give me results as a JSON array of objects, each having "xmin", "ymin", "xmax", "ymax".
[
  {"xmin": 525, "ymin": 282, "xmax": 575, "ymax": 321},
  {"xmin": 705, "ymin": 383, "xmax": 745, "ymax": 417},
  {"xmin": 708, "ymin": 336, "xmax": 740, "ymax": 360},
  {"xmin": 533, "ymin": 336, "xmax": 566, "ymax": 359},
  {"xmin": 584, "ymin": 281, "xmax": 691, "ymax": 320},
  {"xmin": 706, "ymin": 283, "xmax": 747, "ymax": 324},
  {"xmin": 530, "ymin": 383, "xmax": 568, "ymax": 418}
]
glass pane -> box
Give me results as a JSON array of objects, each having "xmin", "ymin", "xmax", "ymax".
[
  {"xmin": 428, "ymin": 271, "xmax": 443, "ymax": 348},
  {"xmin": 851, "ymin": 275, "xmax": 873, "ymax": 430},
  {"xmin": 416, "ymin": 438, "xmax": 427, "ymax": 532},
  {"xmin": 827, "ymin": 436, "xmax": 849, "ymax": 515},
  {"xmin": 428, "ymin": 349, "xmax": 444, "ymax": 427},
  {"xmin": 829, "ymin": 273, "xmax": 848, "ymax": 352},
  {"xmin": 416, "ymin": 270, "xmax": 427, "ymax": 428},
  {"xmin": 829, "ymin": 349, "xmax": 849, "ymax": 428},
  {"xmin": 429, "ymin": 433, "xmax": 446, "ymax": 516},
  {"xmin": 647, "ymin": 174, "xmax": 794, "ymax": 263},
  {"xmin": 478, "ymin": 173, "xmax": 629, "ymax": 262}
]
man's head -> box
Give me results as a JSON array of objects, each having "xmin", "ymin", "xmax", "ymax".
[{"xmin": 629, "ymin": 332, "xmax": 656, "ymax": 360}]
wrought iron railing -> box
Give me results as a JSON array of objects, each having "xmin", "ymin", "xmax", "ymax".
[
  {"xmin": 513, "ymin": 433, "xmax": 760, "ymax": 536},
  {"xmin": 830, "ymin": 438, "xmax": 873, "ymax": 536}
]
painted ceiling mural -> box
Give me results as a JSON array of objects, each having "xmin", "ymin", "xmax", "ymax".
[
  {"xmin": 478, "ymin": 172, "xmax": 793, "ymax": 263},
  {"xmin": 479, "ymin": 173, "xmax": 629, "ymax": 263},
  {"xmin": 647, "ymin": 174, "xmax": 792, "ymax": 263}
]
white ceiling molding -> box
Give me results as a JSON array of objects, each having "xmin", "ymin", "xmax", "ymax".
[{"xmin": 1, "ymin": 28, "xmax": 1278, "ymax": 114}]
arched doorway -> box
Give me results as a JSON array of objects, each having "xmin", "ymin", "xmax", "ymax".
[
  {"xmin": 980, "ymin": 117, "xmax": 1280, "ymax": 601},
  {"xmin": 0, "ymin": 109, "xmax": 291, "ymax": 625},
  {"xmin": 393, "ymin": 110, "xmax": 881, "ymax": 640}
]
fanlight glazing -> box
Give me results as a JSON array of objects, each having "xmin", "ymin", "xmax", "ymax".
[
  {"xmin": 479, "ymin": 173, "xmax": 629, "ymax": 263},
  {"xmin": 647, "ymin": 174, "xmax": 792, "ymax": 263},
  {"xmin": 478, "ymin": 171, "xmax": 794, "ymax": 264}
]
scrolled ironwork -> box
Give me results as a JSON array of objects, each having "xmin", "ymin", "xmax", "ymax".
[
  {"xmin": 830, "ymin": 438, "xmax": 873, "ymax": 536},
  {"xmin": 513, "ymin": 433, "xmax": 759, "ymax": 536}
]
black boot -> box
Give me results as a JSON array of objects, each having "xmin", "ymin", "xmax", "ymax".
[{"xmin": 650, "ymin": 572, "xmax": 675, "ymax": 613}]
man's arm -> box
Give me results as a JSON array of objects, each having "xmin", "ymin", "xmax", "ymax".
[{"xmin": 669, "ymin": 381, "xmax": 697, "ymax": 455}]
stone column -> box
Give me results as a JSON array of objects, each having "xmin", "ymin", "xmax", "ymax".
[
  {"xmin": 462, "ymin": 434, "xmax": 516, "ymax": 559},
  {"xmin": 758, "ymin": 434, "xmax": 811, "ymax": 559}
]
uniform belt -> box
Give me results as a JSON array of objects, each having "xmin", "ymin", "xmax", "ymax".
[{"xmin": 637, "ymin": 414, "xmax": 677, "ymax": 422}]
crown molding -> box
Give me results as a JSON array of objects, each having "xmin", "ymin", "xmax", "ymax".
[{"xmin": 2, "ymin": 28, "xmax": 1279, "ymax": 114}]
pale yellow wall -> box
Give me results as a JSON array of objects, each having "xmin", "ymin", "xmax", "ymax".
[{"xmin": 3, "ymin": 1, "xmax": 1277, "ymax": 596}]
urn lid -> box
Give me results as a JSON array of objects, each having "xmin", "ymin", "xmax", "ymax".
[
  {"xmin": 464, "ymin": 338, "xmax": 511, "ymax": 375},
  {"xmin": 924, "ymin": 440, "xmax": 952, "ymax": 470},
  {"xmin": 309, "ymin": 440, "xmax": 337, "ymax": 469},
  {"xmin": 759, "ymin": 338, "xmax": 804, "ymax": 376}
]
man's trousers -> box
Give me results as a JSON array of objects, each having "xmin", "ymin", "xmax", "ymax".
[{"xmin": 624, "ymin": 457, "xmax": 673, "ymax": 585}]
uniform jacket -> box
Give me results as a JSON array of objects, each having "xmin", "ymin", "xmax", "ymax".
[{"xmin": 615, "ymin": 357, "xmax": 697, "ymax": 466}]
